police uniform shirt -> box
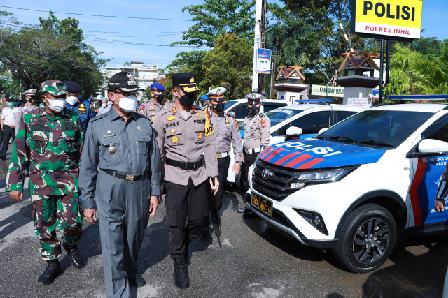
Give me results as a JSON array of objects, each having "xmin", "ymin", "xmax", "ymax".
[
  {"xmin": 138, "ymin": 99, "xmax": 161, "ymax": 124},
  {"xmin": 154, "ymin": 105, "xmax": 218, "ymax": 186},
  {"xmin": 210, "ymin": 112, "xmax": 243, "ymax": 163},
  {"xmin": 79, "ymin": 107, "xmax": 161, "ymax": 209},
  {"xmin": 243, "ymin": 112, "xmax": 270, "ymax": 150}
]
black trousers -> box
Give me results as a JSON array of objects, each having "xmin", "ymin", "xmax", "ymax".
[
  {"xmin": 215, "ymin": 156, "xmax": 230, "ymax": 210},
  {"xmin": 165, "ymin": 179, "xmax": 209, "ymax": 258},
  {"xmin": 0, "ymin": 125, "xmax": 15, "ymax": 159},
  {"xmin": 241, "ymin": 152, "xmax": 259, "ymax": 192}
]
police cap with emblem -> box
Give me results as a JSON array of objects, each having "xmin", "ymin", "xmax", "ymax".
[
  {"xmin": 207, "ymin": 87, "xmax": 227, "ymax": 102},
  {"xmin": 246, "ymin": 93, "xmax": 264, "ymax": 104},
  {"xmin": 108, "ymin": 71, "xmax": 139, "ymax": 92},
  {"xmin": 172, "ymin": 73, "xmax": 199, "ymax": 94}
]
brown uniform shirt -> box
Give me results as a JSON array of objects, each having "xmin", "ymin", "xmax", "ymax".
[
  {"xmin": 210, "ymin": 111, "xmax": 243, "ymax": 163},
  {"xmin": 154, "ymin": 104, "xmax": 218, "ymax": 186},
  {"xmin": 138, "ymin": 98, "xmax": 161, "ymax": 124},
  {"xmin": 243, "ymin": 112, "xmax": 270, "ymax": 150}
]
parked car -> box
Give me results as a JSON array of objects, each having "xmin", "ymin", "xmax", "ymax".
[
  {"xmin": 246, "ymin": 103, "xmax": 448, "ymax": 273},
  {"xmin": 228, "ymin": 104, "xmax": 363, "ymax": 185}
]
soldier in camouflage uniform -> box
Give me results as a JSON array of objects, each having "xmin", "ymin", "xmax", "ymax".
[
  {"xmin": 138, "ymin": 82, "xmax": 165, "ymax": 124},
  {"xmin": 6, "ymin": 80, "xmax": 84, "ymax": 285}
]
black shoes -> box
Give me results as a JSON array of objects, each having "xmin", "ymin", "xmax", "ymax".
[
  {"xmin": 173, "ymin": 257, "xmax": 189, "ymax": 289},
  {"xmin": 38, "ymin": 260, "xmax": 62, "ymax": 285},
  {"xmin": 68, "ymin": 247, "xmax": 83, "ymax": 269}
]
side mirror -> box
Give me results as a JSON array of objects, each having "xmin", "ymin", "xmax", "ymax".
[
  {"xmin": 418, "ymin": 139, "xmax": 448, "ymax": 154},
  {"xmin": 286, "ymin": 126, "xmax": 303, "ymax": 137},
  {"xmin": 318, "ymin": 128, "xmax": 329, "ymax": 135}
]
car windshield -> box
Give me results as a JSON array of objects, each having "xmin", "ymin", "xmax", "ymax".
[
  {"xmin": 317, "ymin": 110, "xmax": 434, "ymax": 148},
  {"xmin": 225, "ymin": 100, "xmax": 238, "ymax": 110},
  {"xmin": 266, "ymin": 109, "xmax": 304, "ymax": 127}
]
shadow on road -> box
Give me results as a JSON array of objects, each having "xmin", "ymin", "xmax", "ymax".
[
  {"xmin": 0, "ymin": 202, "xmax": 32, "ymax": 239},
  {"xmin": 138, "ymin": 217, "xmax": 169, "ymax": 275},
  {"xmin": 243, "ymin": 215, "xmax": 327, "ymax": 262},
  {"xmin": 362, "ymin": 240, "xmax": 448, "ymax": 298}
]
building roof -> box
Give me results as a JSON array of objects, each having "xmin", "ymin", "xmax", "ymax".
[
  {"xmin": 276, "ymin": 66, "xmax": 306, "ymax": 82},
  {"xmin": 338, "ymin": 52, "xmax": 380, "ymax": 73}
]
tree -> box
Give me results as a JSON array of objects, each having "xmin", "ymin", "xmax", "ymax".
[
  {"xmin": 201, "ymin": 33, "xmax": 252, "ymax": 98},
  {"xmin": 176, "ymin": 0, "xmax": 255, "ymax": 47},
  {"xmin": 165, "ymin": 51, "xmax": 208, "ymax": 84},
  {"xmin": 385, "ymin": 42, "xmax": 448, "ymax": 95},
  {"xmin": 0, "ymin": 12, "xmax": 106, "ymax": 97}
]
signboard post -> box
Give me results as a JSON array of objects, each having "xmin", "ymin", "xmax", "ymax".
[
  {"xmin": 256, "ymin": 48, "xmax": 272, "ymax": 74},
  {"xmin": 351, "ymin": 0, "xmax": 423, "ymax": 104},
  {"xmin": 351, "ymin": 0, "xmax": 424, "ymax": 40}
]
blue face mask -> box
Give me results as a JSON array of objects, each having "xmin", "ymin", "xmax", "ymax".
[{"xmin": 7, "ymin": 102, "xmax": 14, "ymax": 107}]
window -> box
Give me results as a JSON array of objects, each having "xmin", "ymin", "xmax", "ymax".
[
  {"xmin": 421, "ymin": 115, "xmax": 448, "ymax": 143},
  {"xmin": 263, "ymin": 102, "xmax": 288, "ymax": 113},
  {"xmin": 273, "ymin": 111, "xmax": 331, "ymax": 136},
  {"xmin": 230, "ymin": 104, "xmax": 249, "ymax": 119},
  {"xmin": 334, "ymin": 111, "xmax": 357, "ymax": 125}
]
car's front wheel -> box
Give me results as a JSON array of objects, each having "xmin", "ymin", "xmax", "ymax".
[{"xmin": 333, "ymin": 203, "xmax": 397, "ymax": 273}]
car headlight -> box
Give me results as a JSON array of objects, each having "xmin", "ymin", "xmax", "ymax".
[{"xmin": 295, "ymin": 167, "xmax": 357, "ymax": 184}]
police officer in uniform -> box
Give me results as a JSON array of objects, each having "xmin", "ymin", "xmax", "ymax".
[
  {"xmin": 154, "ymin": 73, "xmax": 219, "ymax": 289},
  {"xmin": 239, "ymin": 93, "xmax": 270, "ymax": 211},
  {"xmin": 65, "ymin": 81, "xmax": 96, "ymax": 132},
  {"xmin": 207, "ymin": 87, "xmax": 243, "ymax": 216},
  {"xmin": 138, "ymin": 82, "xmax": 165, "ymax": 124},
  {"xmin": 79, "ymin": 71, "xmax": 161, "ymax": 298}
]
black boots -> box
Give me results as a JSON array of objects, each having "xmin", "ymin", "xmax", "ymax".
[
  {"xmin": 38, "ymin": 260, "xmax": 62, "ymax": 285},
  {"xmin": 67, "ymin": 246, "xmax": 83, "ymax": 269},
  {"xmin": 173, "ymin": 256, "xmax": 189, "ymax": 289}
]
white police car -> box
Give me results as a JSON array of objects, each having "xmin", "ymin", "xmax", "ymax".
[
  {"xmin": 247, "ymin": 103, "xmax": 448, "ymax": 273},
  {"xmin": 228, "ymin": 104, "xmax": 363, "ymax": 185}
]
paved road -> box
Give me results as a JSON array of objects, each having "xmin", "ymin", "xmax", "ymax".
[{"xmin": 0, "ymin": 159, "xmax": 447, "ymax": 297}]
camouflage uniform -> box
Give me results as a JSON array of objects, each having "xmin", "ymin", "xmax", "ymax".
[{"xmin": 6, "ymin": 107, "xmax": 84, "ymax": 260}]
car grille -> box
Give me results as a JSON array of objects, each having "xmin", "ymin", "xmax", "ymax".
[{"xmin": 252, "ymin": 159, "xmax": 298, "ymax": 201}]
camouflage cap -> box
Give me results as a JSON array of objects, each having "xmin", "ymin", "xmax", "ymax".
[{"xmin": 41, "ymin": 80, "xmax": 67, "ymax": 96}]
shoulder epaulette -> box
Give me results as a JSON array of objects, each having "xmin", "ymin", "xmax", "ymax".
[{"xmin": 89, "ymin": 112, "xmax": 108, "ymax": 123}]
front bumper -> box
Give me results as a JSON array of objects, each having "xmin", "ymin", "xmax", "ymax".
[{"xmin": 244, "ymin": 195, "xmax": 338, "ymax": 249}]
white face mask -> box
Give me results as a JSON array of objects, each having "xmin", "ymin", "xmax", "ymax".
[
  {"xmin": 118, "ymin": 95, "xmax": 138, "ymax": 112},
  {"xmin": 66, "ymin": 95, "xmax": 78, "ymax": 106},
  {"xmin": 47, "ymin": 98, "xmax": 66, "ymax": 113}
]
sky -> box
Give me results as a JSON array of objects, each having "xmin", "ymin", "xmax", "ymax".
[{"xmin": 0, "ymin": 0, "xmax": 447, "ymax": 69}]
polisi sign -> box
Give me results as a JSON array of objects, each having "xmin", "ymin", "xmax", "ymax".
[{"xmin": 352, "ymin": 0, "xmax": 423, "ymax": 39}]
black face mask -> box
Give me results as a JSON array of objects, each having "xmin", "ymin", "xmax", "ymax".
[
  {"xmin": 248, "ymin": 106, "xmax": 259, "ymax": 116},
  {"xmin": 213, "ymin": 103, "xmax": 225, "ymax": 113},
  {"xmin": 156, "ymin": 94, "xmax": 164, "ymax": 105},
  {"xmin": 180, "ymin": 93, "xmax": 196, "ymax": 107}
]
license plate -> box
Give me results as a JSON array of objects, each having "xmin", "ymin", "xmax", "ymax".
[{"xmin": 251, "ymin": 194, "xmax": 273, "ymax": 217}]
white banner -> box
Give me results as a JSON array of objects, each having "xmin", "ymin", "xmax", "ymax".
[{"xmin": 311, "ymin": 85, "xmax": 344, "ymax": 98}]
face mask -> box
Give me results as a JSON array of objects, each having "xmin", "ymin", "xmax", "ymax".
[
  {"xmin": 119, "ymin": 95, "xmax": 138, "ymax": 112},
  {"xmin": 213, "ymin": 103, "xmax": 225, "ymax": 113},
  {"xmin": 102, "ymin": 102, "xmax": 107, "ymax": 108},
  {"xmin": 7, "ymin": 102, "xmax": 14, "ymax": 107},
  {"xmin": 180, "ymin": 93, "xmax": 196, "ymax": 108},
  {"xmin": 156, "ymin": 94, "xmax": 164, "ymax": 105},
  {"xmin": 47, "ymin": 98, "xmax": 66, "ymax": 113},
  {"xmin": 66, "ymin": 96, "xmax": 78, "ymax": 106},
  {"xmin": 248, "ymin": 106, "xmax": 259, "ymax": 116}
]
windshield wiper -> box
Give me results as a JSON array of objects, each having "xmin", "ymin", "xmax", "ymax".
[
  {"xmin": 357, "ymin": 140, "xmax": 394, "ymax": 148},
  {"xmin": 319, "ymin": 135, "xmax": 356, "ymax": 143}
]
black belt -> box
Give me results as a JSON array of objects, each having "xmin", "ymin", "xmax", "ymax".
[
  {"xmin": 166, "ymin": 157, "xmax": 204, "ymax": 171},
  {"xmin": 101, "ymin": 168, "xmax": 145, "ymax": 181}
]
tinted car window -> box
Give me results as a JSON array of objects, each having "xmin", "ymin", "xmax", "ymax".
[
  {"xmin": 273, "ymin": 111, "xmax": 331, "ymax": 136},
  {"xmin": 263, "ymin": 102, "xmax": 287, "ymax": 113},
  {"xmin": 334, "ymin": 111, "xmax": 356, "ymax": 124},
  {"xmin": 319, "ymin": 110, "xmax": 433, "ymax": 148},
  {"xmin": 421, "ymin": 115, "xmax": 448, "ymax": 143},
  {"xmin": 230, "ymin": 104, "xmax": 249, "ymax": 119},
  {"xmin": 266, "ymin": 109, "xmax": 304, "ymax": 127}
]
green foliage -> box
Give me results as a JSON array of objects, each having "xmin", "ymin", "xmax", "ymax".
[
  {"xmin": 176, "ymin": 0, "xmax": 255, "ymax": 47},
  {"xmin": 165, "ymin": 51, "xmax": 208, "ymax": 84},
  {"xmin": 385, "ymin": 41, "xmax": 448, "ymax": 95},
  {"xmin": 201, "ymin": 33, "xmax": 252, "ymax": 98},
  {"xmin": 0, "ymin": 12, "xmax": 106, "ymax": 97}
]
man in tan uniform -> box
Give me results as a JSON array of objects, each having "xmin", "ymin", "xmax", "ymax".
[
  {"xmin": 240, "ymin": 93, "xmax": 270, "ymax": 211},
  {"xmin": 154, "ymin": 73, "xmax": 219, "ymax": 289},
  {"xmin": 138, "ymin": 82, "xmax": 165, "ymax": 124},
  {"xmin": 208, "ymin": 87, "xmax": 243, "ymax": 210}
]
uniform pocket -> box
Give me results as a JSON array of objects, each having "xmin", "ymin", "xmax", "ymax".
[
  {"xmin": 135, "ymin": 135, "xmax": 150, "ymax": 156},
  {"xmin": 59, "ymin": 130, "xmax": 80, "ymax": 153},
  {"xmin": 99, "ymin": 136, "xmax": 121, "ymax": 161},
  {"xmin": 31, "ymin": 131, "xmax": 49, "ymax": 154}
]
